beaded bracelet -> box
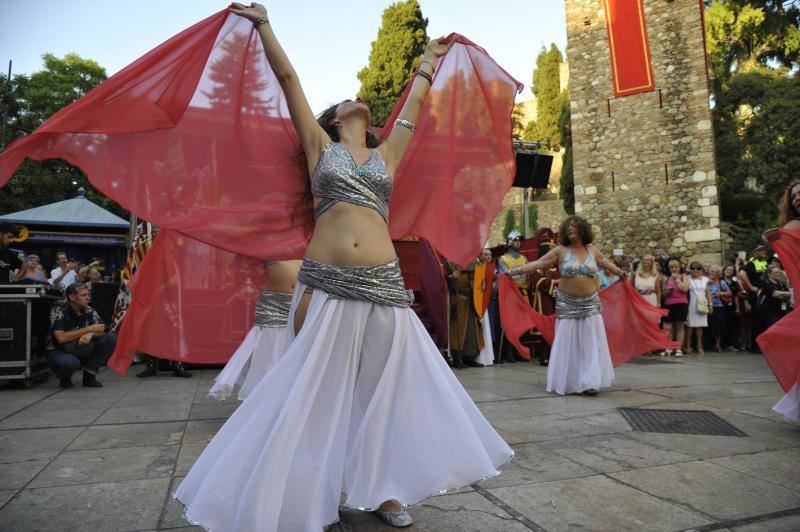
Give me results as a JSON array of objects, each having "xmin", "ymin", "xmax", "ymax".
[
  {"xmin": 254, "ymin": 15, "xmax": 269, "ymax": 29},
  {"xmin": 415, "ymin": 69, "xmax": 433, "ymax": 85}
]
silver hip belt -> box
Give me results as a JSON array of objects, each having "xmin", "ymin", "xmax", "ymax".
[
  {"xmin": 298, "ymin": 257, "xmax": 414, "ymax": 308},
  {"xmin": 254, "ymin": 291, "xmax": 294, "ymax": 328},
  {"xmin": 555, "ymin": 290, "xmax": 602, "ymax": 320}
]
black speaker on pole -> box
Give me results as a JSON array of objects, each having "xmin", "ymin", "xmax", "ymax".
[{"xmin": 512, "ymin": 152, "xmax": 553, "ymax": 189}]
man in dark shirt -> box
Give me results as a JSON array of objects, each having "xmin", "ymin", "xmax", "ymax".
[
  {"xmin": 738, "ymin": 244, "xmax": 769, "ymax": 352},
  {"xmin": 48, "ymin": 283, "xmax": 117, "ymax": 388},
  {"xmin": 0, "ymin": 222, "xmax": 24, "ymax": 284}
]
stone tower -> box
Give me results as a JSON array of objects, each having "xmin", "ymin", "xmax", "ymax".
[{"xmin": 565, "ymin": 0, "xmax": 722, "ymax": 263}]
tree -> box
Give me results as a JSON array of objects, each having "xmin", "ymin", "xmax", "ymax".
[
  {"xmin": 501, "ymin": 209, "xmax": 517, "ymax": 241},
  {"xmin": 522, "ymin": 44, "xmax": 564, "ymax": 149},
  {"xmin": 558, "ymin": 94, "xmax": 575, "ymax": 215},
  {"xmin": 0, "ymin": 53, "xmax": 127, "ymax": 218},
  {"xmin": 704, "ymin": 1, "xmax": 800, "ymax": 246},
  {"xmin": 357, "ymin": 0, "xmax": 429, "ymax": 126}
]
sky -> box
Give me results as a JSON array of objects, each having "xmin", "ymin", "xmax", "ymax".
[{"xmin": 0, "ymin": 1, "xmax": 567, "ymax": 113}]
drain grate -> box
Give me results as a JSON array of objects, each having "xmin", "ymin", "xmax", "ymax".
[{"xmin": 619, "ymin": 408, "xmax": 747, "ymax": 437}]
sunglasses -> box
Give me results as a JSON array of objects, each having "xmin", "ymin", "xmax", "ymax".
[{"xmin": 691, "ymin": 267, "xmax": 702, "ymax": 271}]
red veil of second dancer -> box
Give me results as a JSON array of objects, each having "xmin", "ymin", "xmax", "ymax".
[{"xmin": 0, "ymin": 10, "xmax": 522, "ymax": 371}]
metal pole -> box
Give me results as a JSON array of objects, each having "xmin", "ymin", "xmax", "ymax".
[
  {"xmin": 1, "ymin": 60, "xmax": 12, "ymax": 151},
  {"xmin": 522, "ymin": 187, "xmax": 530, "ymax": 237}
]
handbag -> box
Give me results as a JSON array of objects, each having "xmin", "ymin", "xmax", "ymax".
[{"xmin": 696, "ymin": 295, "xmax": 710, "ymax": 314}]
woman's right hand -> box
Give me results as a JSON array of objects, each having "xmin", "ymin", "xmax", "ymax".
[{"xmin": 229, "ymin": 2, "xmax": 267, "ymax": 23}]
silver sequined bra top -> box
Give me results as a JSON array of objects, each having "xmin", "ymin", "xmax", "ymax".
[
  {"xmin": 559, "ymin": 247, "xmax": 598, "ymax": 279},
  {"xmin": 253, "ymin": 291, "xmax": 294, "ymax": 328},
  {"xmin": 311, "ymin": 142, "xmax": 392, "ymax": 222}
]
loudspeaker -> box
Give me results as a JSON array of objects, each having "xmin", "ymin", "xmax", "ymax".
[
  {"xmin": 512, "ymin": 152, "xmax": 553, "ymax": 189},
  {"xmin": 89, "ymin": 282, "xmax": 121, "ymax": 324}
]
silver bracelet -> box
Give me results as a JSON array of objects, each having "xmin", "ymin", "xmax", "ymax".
[{"xmin": 395, "ymin": 118, "xmax": 416, "ymax": 133}]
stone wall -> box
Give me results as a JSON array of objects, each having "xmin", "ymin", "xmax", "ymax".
[{"xmin": 565, "ymin": 0, "xmax": 722, "ymax": 264}]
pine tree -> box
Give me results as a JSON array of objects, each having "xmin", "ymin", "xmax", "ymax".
[
  {"xmin": 558, "ymin": 94, "xmax": 574, "ymax": 215},
  {"xmin": 357, "ymin": 0, "xmax": 429, "ymax": 126}
]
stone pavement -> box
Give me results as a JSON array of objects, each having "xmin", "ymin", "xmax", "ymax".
[{"xmin": 1, "ymin": 351, "xmax": 799, "ymax": 531}]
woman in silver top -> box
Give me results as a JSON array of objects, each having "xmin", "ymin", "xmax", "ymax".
[
  {"xmin": 208, "ymin": 260, "xmax": 301, "ymax": 401},
  {"xmin": 175, "ymin": 4, "xmax": 513, "ymax": 531},
  {"xmin": 509, "ymin": 216, "xmax": 624, "ymax": 396}
]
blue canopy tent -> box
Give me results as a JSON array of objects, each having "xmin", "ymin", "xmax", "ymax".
[{"xmin": 0, "ymin": 188, "xmax": 129, "ymax": 277}]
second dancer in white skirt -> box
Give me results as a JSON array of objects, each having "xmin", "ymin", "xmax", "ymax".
[
  {"xmin": 208, "ymin": 260, "xmax": 301, "ymax": 401},
  {"xmin": 508, "ymin": 215, "xmax": 625, "ymax": 396}
]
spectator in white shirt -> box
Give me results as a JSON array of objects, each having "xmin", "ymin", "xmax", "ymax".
[{"xmin": 50, "ymin": 252, "xmax": 78, "ymax": 288}]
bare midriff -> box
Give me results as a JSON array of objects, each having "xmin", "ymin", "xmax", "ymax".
[
  {"xmin": 304, "ymin": 201, "xmax": 397, "ymax": 266},
  {"xmin": 262, "ymin": 260, "xmax": 302, "ymax": 294},
  {"xmin": 557, "ymin": 277, "xmax": 598, "ymax": 298}
]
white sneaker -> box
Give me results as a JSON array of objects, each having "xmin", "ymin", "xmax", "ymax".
[
  {"xmin": 674, "ymin": 350, "xmax": 683, "ymax": 357},
  {"xmin": 659, "ymin": 350, "xmax": 669, "ymax": 357},
  {"xmin": 373, "ymin": 508, "xmax": 414, "ymax": 528}
]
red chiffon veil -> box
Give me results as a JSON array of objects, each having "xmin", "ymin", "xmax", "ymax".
[{"xmin": 0, "ymin": 11, "xmax": 522, "ymax": 372}]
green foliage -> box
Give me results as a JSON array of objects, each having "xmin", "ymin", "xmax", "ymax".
[
  {"xmin": 0, "ymin": 53, "xmax": 127, "ymax": 218},
  {"xmin": 704, "ymin": 1, "xmax": 799, "ymax": 244},
  {"xmin": 357, "ymin": 0, "xmax": 429, "ymax": 126},
  {"xmin": 502, "ymin": 209, "xmax": 517, "ymax": 240},
  {"xmin": 558, "ymin": 92, "xmax": 574, "ymax": 215},
  {"xmin": 522, "ymin": 44, "xmax": 564, "ymax": 148},
  {"xmin": 511, "ymin": 103, "xmax": 525, "ymax": 139},
  {"xmin": 527, "ymin": 203, "xmax": 539, "ymax": 234}
]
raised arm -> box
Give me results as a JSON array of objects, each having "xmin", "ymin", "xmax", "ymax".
[
  {"xmin": 382, "ymin": 37, "xmax": 452, "ymax": 175},
  {"xmin": 512, "ymin": 247, "xmax": 561, "ymax": 276},
  {"xmin": 590, "ymin": 246, "xmax": 623, "ymax": 278},
  {"xmin": 229, "ymin": 3, "xmax": 328, "ymax": 172}
]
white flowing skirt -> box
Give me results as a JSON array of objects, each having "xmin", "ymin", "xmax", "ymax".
[
  {"xmin": 475, "ymin": 310, "xmax": 494, "ymax": 366},
  {"xmin": 547, "ymin": 314, "xmax": 614, "ymax": 395},
  {"xmin": 773, "ymin": 383, "xmax": 800, "ymax": 422},
  {"xmin": 175, "ymin": 281, "xmax": 513, "ymax": 532},
  {"xmin": 207, "ymin": 325, "xmax": 291, "ymax": 401}
]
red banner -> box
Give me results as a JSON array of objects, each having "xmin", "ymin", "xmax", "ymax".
[{"xmin": 604, "ymin": 0, "xmax": 655, "ymax": 97}]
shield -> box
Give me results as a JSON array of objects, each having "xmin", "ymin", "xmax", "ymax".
[{"xmin": 473, "ymin": 262, "xmax": 495, "ymax": 316}]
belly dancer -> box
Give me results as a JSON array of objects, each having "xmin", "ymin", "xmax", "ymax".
[
  {"xmin": 175, "ymin": 4, "xmax": 513, "ymax": 531},
  {"xmin": 508, "ymin": 215, "xmax": 624, "ymax": 396},
  {"xmin": 208, "ymin": 260, "xmax": 301, "ymax": 401}
]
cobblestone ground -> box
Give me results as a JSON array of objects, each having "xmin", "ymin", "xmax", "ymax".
[{"xmin": 1, "ymin": 351, "xmax": 799, "ymax": 531}]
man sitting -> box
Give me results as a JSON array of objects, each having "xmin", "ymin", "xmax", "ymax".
[
  {"xmin": 48, "ymin": 283, "xmax": 117, "ymax": 388},
  {"xmin": 49, "ymin": 251, "xmax": 78, "ymax": 288}
]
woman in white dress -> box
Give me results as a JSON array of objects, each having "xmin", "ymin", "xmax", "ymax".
[
  {"xmin": 208, "ymin": 260, "xmax": 301, "ymax": 401},
  {"xmin": 507, "ymin": 216, "xmax": 624, "ymax": 396},
  {"xmin": 685, "ymin": 261, "xmax": 712, "ymax": 354},
  {"xmin": 175, "ymin": 4, "xmax": 513, "ymax": 531}
]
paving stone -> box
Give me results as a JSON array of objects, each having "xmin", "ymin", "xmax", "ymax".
[
  {"xmin": 478, "ymin": 395, "xmax": 613, "ymax": 423},
  {"xmin": 183, "ymin": 419, "xmax": 225, "ymax": 444},
  {"xmin": 29, "ymin": 445, "xmax": 179, "ymax": 488},
  {"xmin": 0, "ymin": 427, "xmax": 83, "ymax": 463},
  {"xmin": 461, "ymin": 378, "xmax": 545, "ymax": 400},
  {"xmin": 652, "ymin": 381, "xmax": 784, "ymax": 402},
  {"xmin": 0, "ymin": 489, "xmax": 16, "ymax": 508},
  {"xmin": 95, "ymin": 402, "xmax": 192, "ymax": 424},
  {"xmin": 0, "ymin": 458, "xmax": 52, "ymax": 490},
  {"xmin": 67, "ymin": 421, "xmax": 185, "ymax": 450},
  {"xmin": 175, "ymin": 442, "xmax": 208, "ymax": 476},
  {"xmin": 0, "ymin": 404, "xmax": 110, "ymax": 429},
  {"xmin": 538, "ymin": 433, "xmax": 695, "ymax": 473},
  {"xmin": 696, "ymin": 395, "xmax": 787, "ymax": 419},
  {"xmin": 610, "ymin": 461, "xmax": 800, "ymax": 520},
  {"xmin": 188, "ymin": 402, "xmax": 240, "ymax": 420},
  {"xmin": 0, "ymin": 477, "xmax": 169, "ymax": 531},
  {"xmin": 732, "ymin": 513, "xmax": 800, "ymax": 531},
  {"xmin": 161, "ymin": 476, "xmax": 188, "ymax": 529},
  {"xmin": 491, "ymin": 410, "xmax": 632, "ymax": 443},
  {"xmin": 710, "ymin": 449, "xmax": 800, "ymax": 491},
  {"xmin": 479, "ymin": 443, "xmax": 595, "ymax": 489},
  {"xmin": 339, "ymin": 490, "xmax": 530, "ymax": 531},
  {"xmin": 489, "ymin": 475, "xmax": 711, "ymax": 531}
]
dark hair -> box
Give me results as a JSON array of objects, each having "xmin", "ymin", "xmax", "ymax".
[
  {"xmin": 65, "ymin": 283, "xmax": 88, "ymax": 298},
  {"xmin": 689, "ymin": 261, "xmax": 703, "ymax": 271},
  {"xmin": 558, "ymin": 215, "xmax": 594, "ymax": 246},
  {"xmin": 0, "ymin": 221, "xmax": 20, "ymax": 237},
  {"xmin": 316, "ymin": 101, "xmax": 382, "ymax": 149},
  {"xmin": 778, "ymin": 180, "xmax": 800, "ymax": 227}
]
